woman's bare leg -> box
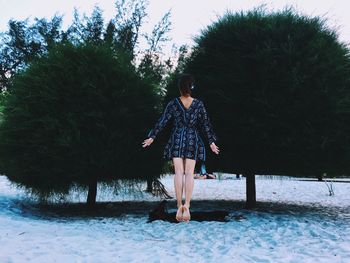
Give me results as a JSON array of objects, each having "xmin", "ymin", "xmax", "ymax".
[
  {"xmin": 183, "ymin": 158, "xmax": 196, "ymax": 221},
  {"xmin": 173, "ymin": 157, "xmax": 185, "ymax": 220}
]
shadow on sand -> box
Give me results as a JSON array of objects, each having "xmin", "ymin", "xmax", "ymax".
[{"xmin": 3, "ymin": 197, "xmax": 349, "ymax": 223}]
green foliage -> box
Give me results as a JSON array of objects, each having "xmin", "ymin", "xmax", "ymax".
[
  {"xmin": 138, "ymin": 9, "xmax": 173, "ymax": 93},
  {"xmin": 0, "ymin": 0, "xmax": 173, "ymax": 93},
  {"xmin": 0, "ymin": 0, "xmax": 178, "ymax": 202},
  {"xmin": 172, "ymin": 7, "xmax": 350, "ymax": 176},
  {"xmin": 0, "ymin": 43, "xmax": 163, "ymax": 198},
  {"xmin": 113, "ymin": 0, "xmax": 148, "ymax": 60},
  {"xmin": 0, "ymin": 91, "xmax": 9, "ymax": 124}
]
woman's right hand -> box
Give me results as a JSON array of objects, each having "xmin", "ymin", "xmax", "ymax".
[{"xmin": 142, "ymin": 137, "xmax": 154, "ymax": 148}]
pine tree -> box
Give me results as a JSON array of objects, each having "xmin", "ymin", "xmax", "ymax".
[
  {"xmin": 168, "ymin": 7, "xmax": 350, "ymax": 208},
  {"xmin": 0, "ymin": 43, "xmax": 162, "ymax": 206}
]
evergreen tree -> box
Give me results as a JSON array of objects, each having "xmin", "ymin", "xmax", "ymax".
[
  {"xmin": 168, "ymin": 7, "xmax": 350, "ymax": 208},
  {"xmin": 0, "ymin": 0, "xmax": 178, "ymax": 203},
  {"xmin": 138, "ymin": 9, "xmax": 172, "ymax": 94},
  {"xmin": 0, "ymin": 43, "xmax": 162, "ymax": 206}
]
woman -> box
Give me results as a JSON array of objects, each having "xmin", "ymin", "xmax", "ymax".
[{"xmin": 142, "ymin": 74, "xmax": 220, "ymax": 222}]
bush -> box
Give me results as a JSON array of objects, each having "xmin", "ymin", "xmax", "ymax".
[
  {"xmin": 0, "ymin": 43, "xmax": 163, "ymax": 203},
  {"xmin": 172, "ymin": 7, "xmax": 350, "ymax": 176}
]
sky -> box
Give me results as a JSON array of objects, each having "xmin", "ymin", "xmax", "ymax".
[{"xmin": 1, "ymin": 0, "xmax": 350, "ymax": 57}]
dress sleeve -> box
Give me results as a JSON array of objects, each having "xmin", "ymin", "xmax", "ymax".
[
  {"xmin": 199, "ymin": 101, "xmax": 217, "ymax": 145},
  {"xmin": 147, "ymin": 100, "xmax": 173, "ymax": 140}
]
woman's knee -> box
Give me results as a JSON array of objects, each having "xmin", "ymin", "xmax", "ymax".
[
  {"xmin": 175, "ymin": 167, "xmax": 184, "ymax": 175},
  {"xmin": 184, "ymin": 159, "xmax": 196, "ymax": 176},
  {"xmin": 173, "ymin": 158, "xmax": 185, "ymax": 174}
]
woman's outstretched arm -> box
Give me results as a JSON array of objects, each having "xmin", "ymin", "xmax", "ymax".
[
  {"xmin": 198, "ymin": 101, "xmax": 220, "ymax": 154},
  {"xmin": 199, "ymin": 100, "xmax": 218, "ymax": 145},
  {"xmin": 147, "ymin": 100, "xmax": 174, "ymax": 140}
]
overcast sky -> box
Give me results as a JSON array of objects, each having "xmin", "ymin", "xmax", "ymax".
[{"xmin": 1, "ymin": 0, "xmax": 349, "ymax": 56}]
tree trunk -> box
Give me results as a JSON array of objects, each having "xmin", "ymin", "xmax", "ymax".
[
  {"xmin": 317, "ymin": 173, "xmax": 323, "ymax": 181},
  {"xmin": 146, "ymin": 179, "xmax": 153, "ymax": 192},
  {"xmin": 245, "ymin": 172, "xmax": 256, "ymax": 209},
  {"xmin": 87, "ymin": 177, "xmax": 97, "ymax": 207}
]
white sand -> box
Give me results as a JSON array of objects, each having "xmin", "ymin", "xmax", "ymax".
[{"xmin": 0, "ymin": 174, "xmax": 349, "ymax": 263}]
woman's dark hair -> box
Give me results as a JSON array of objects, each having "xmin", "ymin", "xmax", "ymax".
[{"xmin": 178, "ymin": 73, "xmax": 194, "ymax": 96}]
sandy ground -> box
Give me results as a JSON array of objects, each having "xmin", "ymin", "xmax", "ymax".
[{"xmin": 0, "ymin": 174, "xmax": 349, "ymax": 263}]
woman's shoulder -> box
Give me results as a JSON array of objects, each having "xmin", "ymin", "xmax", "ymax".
[
  {"xmin": 164, "ymin": 98, "xmax": 177, "ymax": 108},
  {"xmin": 169, "ymin": 97, "xmax": 180, "ymax": 105},
  {"xmin": 169, "ymin": 97, "xmax": 177, "ymax": 104},
  {"xmin": 194, "ymin": 97, "xmax": 204, "ymax": 106}
]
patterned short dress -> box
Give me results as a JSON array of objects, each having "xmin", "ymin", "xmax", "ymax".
[{"xmin": 147, "ymin": 97, "xmax": 218, "ymax": 161}]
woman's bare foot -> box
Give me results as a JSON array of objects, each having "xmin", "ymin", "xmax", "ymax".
[
  {"xmin": 176, "ymin": 205, "xmax": 184, "ymax": 222},
  {"xmin": 182, "ymin": 204, "xmax": 191, "ymax": 222}
]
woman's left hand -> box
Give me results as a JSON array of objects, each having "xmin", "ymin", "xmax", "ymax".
[
  {"xmin": 210, "ymin": 142, "xmax": 220, "ymax": 154},
  {"xmin": 142, "ymin": 137, "xmax": 154, "ymax": 148}
]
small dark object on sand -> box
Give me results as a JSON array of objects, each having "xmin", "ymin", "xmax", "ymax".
[
  {"xmin": 205, "ymin": 173, "xmax": 216, "ymax": 179},
  {"xmin": 148, "ymin": 200, "xmax": 229, "ymax": 223},
  {"xmin": 194, "ymin": 173, "xmax": 216, "ymax": 179},
  {"xmin": 233, "ymin": 215, "xmax": 247, "ymax": 221}
]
